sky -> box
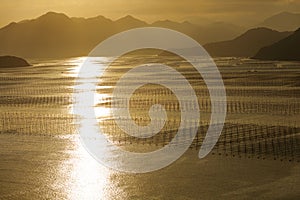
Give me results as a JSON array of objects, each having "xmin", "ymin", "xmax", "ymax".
[{"xmin": 0, "ymin": 0, "xmax": 300, "ymax": 27}]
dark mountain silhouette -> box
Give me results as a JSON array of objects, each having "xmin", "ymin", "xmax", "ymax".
[
  {"xmin": 254, "ymin": 28, "xmax": 300, "ymax": 61},
  {"xmin": 259, "ymin": 12, "xmax": 300, "ymax": 31},
  {"xmin": 0, "ymin": 12, "xmax": 117, "ymax": 58},
  {"xmin": 204, "ymin": 27, "xmax": 291, "ymax": 57},
  {"xmin": 0, "ymin": 11, "xmax": 243, "ymax": 58},
  {"xmin": 0, "ymin": 55, "xmax": 30, "ymax": 67}
]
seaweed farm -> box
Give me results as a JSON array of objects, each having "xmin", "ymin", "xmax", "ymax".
[
  {"xmin": 96, "ymin": 56, "xmax": 300, "ymax": 162},
  {"xmin": 0, "ymin": 56, "xmax": 299, "ymax": 199},
  {"xmin": 0, "ymin": 57, "xmax": 300, "ymax": 160}
]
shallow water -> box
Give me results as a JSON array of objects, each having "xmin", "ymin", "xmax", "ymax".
[{"xmin": 0, "ymin": 57, "xmax": 299, "ymax": 199}]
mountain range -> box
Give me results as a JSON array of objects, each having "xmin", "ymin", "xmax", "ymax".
[
  {"xmin": 204, "ymin": 28, "xmax": 291, "ymax": 57},
  {"xmin": 0, "ymin": 11, "xmax": 299, "ymax": 60},
  {"xmin": 253, "ymin": 28, "xmax": 300, "ymax": 61},
  {"xmin": 0, "ymin": 12, "xmax": 244, "ymax": 58}
]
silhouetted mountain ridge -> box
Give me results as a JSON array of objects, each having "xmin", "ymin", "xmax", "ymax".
[
  {"xmin": 115, "ymin": 15, "xmax": 147, "ymax": 28},
  {"xmin": 204, "ymin": 27, "xmax": 291, "ymax": 57},
  {"xmin": 254, "ymin": 28, "xmax": 300, "ymax": 61},
  {"xmin": 0, "ymin": 11, "xmax": 244, "ymax": 58}
]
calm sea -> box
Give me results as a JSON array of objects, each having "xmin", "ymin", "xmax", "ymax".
[{"xmin": 0, "ymin": 57, "xmax": 299, "ymax": 199}]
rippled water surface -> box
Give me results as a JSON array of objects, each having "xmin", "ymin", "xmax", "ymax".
[{"xmin": 0, "ymin": 57, "xmax": 299, "ymax": 199}]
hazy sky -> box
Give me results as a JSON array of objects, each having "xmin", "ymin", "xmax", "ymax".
[{"xmin": 0, "ymin": 0, "xmax": 300, "ymax": 27}]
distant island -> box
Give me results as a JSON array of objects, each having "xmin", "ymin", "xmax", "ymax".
[{"xmin": 0, "ymin": 56, "xmax": 30, "ymax": 67}]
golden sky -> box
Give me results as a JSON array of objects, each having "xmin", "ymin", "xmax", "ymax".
[{"xmin": 0, "ymin": 0, "xmax": 300, "ymax": 27}]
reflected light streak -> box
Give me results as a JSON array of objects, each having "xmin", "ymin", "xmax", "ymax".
[
  {"xmin": 65, "ymin": 57, "xmax": 116, "ymax": 199},
  {"xmin": 69, "ymin": 136, "xmax": 111, "ymax": 200}
]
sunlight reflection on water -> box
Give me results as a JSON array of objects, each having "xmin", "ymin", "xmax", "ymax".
[
  {"xmin": 64, "ymin": 57, "xmax": 115, "ymax": 199},
  {"xmin": 67, "ymin": 136, "xmax": 111, "ymax": 200},
  {"xmin": 0, "ymin": 56, "xmax": 299, "ymax": 199}
]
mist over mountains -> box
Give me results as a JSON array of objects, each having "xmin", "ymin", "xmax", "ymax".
[
  {"xmin": 258, "ymin": 12, "xmax": 300, "ymax": 32},
  {"xmin": 0, "ymin": 11, "xmax": 299, "ymax": 60},
  {"xmin": 0, "ymin": 12, "xmax": 244, "ymax": 58}
]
